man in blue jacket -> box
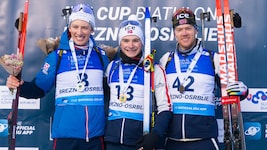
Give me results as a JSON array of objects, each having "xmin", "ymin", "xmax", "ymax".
[{"xmin": 6, "ymin": 3, "xmax": 109, "ymax": 150}]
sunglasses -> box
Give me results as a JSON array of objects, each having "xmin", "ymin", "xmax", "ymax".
[
  {"xmin": 119, "ymin": 20, "xmax": 142, "ymax": 28},
  {"xmin": 72, "ymin": 4, "xmax": 94, "ymax": 15}
]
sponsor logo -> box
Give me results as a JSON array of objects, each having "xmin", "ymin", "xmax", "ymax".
[
  {"xmin": 246, "ymin": 90, "xmax": 267, "ymax": 104},
  {"xmin": 16, "ymin": 121, "xmax": 36, "ymax": 136},
  {"xmin": 0, "ymin": 119, "xmax": 8, "ymax": 137},
  {"xmin": 0, "ymin": 120, "xmax": 36, "ymax": 137},
  {"xmin": 244, "ymin": 122, "xmax": 261, "ymax": 140}
]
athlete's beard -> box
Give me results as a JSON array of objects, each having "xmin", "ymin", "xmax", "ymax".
[{"xmin": 177, "ymin": 39, "xmax": 198, "ymax": 54}]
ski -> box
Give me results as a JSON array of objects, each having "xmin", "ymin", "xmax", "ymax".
[
  {"xmin": 143, "ymin": 7, "xmax": 151, "ymax": 134},
  {"xmin": 7, "ymin": 1, "xmax": 29, "ymax": 150},
  {"xmin": 143, "ymin": 7, "xmax": 153, "ymax": 135},
  {"xmin": 216, "ymin": 0, "xmax": 245, "ymax": 149},
  {"xmin": 223, "ymin": 2, "xmax": 245, "ymax": 148}
]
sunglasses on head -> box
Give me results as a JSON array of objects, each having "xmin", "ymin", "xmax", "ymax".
[
  {"xmin": 72, "ymin": 4, "xmax": 94, "ymax": 15},
  {"xmin": 119, "ymin": 20, "xmax": 142, "ymax": 28}
]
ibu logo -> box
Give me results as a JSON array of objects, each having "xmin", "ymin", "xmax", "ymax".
[
  {"xmin": 0, "ymin": 119, "xmax": 8, "ymax": 137},
  {"xmin": 244, "ymin": 122, "xmax": 261, "ymax": 140}
]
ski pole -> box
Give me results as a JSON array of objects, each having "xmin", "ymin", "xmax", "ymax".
[{"xmin": 8, "ymin": 1, "xmax": 29, "ymax": 150}]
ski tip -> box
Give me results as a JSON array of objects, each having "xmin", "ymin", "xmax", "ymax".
[{"xmin": 145, "ymin": 7, "xmax": 150, "ymax": 19}]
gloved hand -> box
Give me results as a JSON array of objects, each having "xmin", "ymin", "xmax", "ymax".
[
  {"xmin": 137, "ymin": 132, "xmax": 160, "ymax": 150},
  {"xmin": 226, "ymin": 81, "xmax": 248, "ymax": 98}
]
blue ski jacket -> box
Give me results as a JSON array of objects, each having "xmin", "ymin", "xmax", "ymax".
[{"xmin": 20, "ymin": 29, "xmax": 109, "ymax": 141}]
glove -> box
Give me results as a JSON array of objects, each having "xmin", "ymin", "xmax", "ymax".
[
  {"xmin": 226, "ymin": 81, "xmax": 248, "ymax": 97},
  {"xmin": 137, "ymin": 132, "xmax": 160, "ymax": 150}
]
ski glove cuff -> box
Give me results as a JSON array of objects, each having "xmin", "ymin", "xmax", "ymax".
[{"xmin": 226, "ymin": 81, "xmax": 248, "ymax": 98}]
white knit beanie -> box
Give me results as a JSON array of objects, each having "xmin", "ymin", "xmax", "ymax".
[
  {"xmin": 118, "ymin": 15, "xmax": 144, "ymax": 45},
  {"xmin": 68, "ymin": 4, "xmax": 95, "ymax": 29}
]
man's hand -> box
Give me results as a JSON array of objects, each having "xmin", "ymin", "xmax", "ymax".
[
  {"xmin": 6, "ymin": 75, "xmax": 23, "ymax": 89},
  {"xmin": 226, "ymin": 81, "xmax": 248, "ymax": 98}
]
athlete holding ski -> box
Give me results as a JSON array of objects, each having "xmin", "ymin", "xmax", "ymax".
[
  {"xmin": 159, "ymin": 7, "xmax": 248, "ymax": 150},
  {"xmin": 104, "ymin": 15, "xmax": 172, "ymax": 150}
]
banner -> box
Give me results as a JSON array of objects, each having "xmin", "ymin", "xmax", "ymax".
[{"xmin": 0, "ymin": 0, "xmax": 267, "ymax": 149}]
